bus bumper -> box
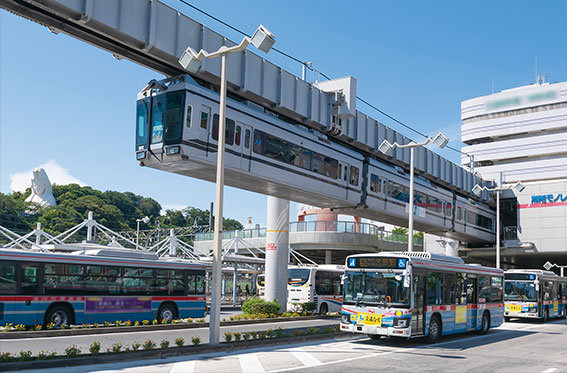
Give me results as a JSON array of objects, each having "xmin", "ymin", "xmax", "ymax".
[
  {"xmin": 341, "ymin": 322, "xmax": 411, "ymax": 337},
  {"xmin": 504, "ymin": 311, "xmax": 539, "ymax": 318}
]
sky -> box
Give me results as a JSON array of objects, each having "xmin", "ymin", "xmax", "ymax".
[{"xmin": 2, "ymin": 0, "xmax": 567, "ymax": 227}]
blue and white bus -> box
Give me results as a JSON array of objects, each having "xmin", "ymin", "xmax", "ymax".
[
  {"xmin": 504, "ymin": 269, "xmax": 567, "ymax": 321},
  {"xmin": 0, "ymin": 247, "xmax": 206, "ymax": 328},
  {"xmin": 340, "ymin": 252, "xmax": 504, "ymax": 342}
]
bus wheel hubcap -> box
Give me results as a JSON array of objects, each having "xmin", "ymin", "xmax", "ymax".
[
  {"xmin": 162, "ymin": 309, "xmax": 173, "ymax": 322},
  {"xmin": 53, "ymin": 311, "xmax": 67, "ymax": 326}
]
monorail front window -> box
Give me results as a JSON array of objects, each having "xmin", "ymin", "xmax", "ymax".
[
  {"xmin": 164, "ymin": 91, "xmax": 185, "ymax": 144},
  {"xmin": 151, "ymin": 96, "xmax": 164, "ymax": 144},
  {"xmin": 136, "ymin": 100, "xmax": 150, "ymax": 148}
]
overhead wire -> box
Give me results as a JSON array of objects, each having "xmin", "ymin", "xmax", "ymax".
[{"xmin": 175, "ymin": 0, "xmax": 467, "ymax": 157}]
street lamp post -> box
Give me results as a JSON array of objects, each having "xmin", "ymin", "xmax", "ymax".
[
  {"xmin": 178, "ymin": 25, "xmax": 275, "ymax": 345},
  {"xmin": 543, "ymin": 261, "xmax": 566, "ymax": 277},
  {"xmin": 135, "ymin": 216, "xmax": 150, "ymax": 249},
  {"xmin": 378, "ymin": 132, "xmax": 449, "ymax": 252},
  {"xmin": 472, "ymin": 181, "xmax": 526, "ymax": 269}
]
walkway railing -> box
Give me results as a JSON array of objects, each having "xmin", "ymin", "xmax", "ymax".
[{"xmin": 194, "ymin": 221, "xmax": 423, "ymax": 246}]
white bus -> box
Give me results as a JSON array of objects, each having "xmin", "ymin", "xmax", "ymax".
[
  {"xmin": 287, "ymin": 265, "xmax": 344, "ymax": 314},
  {"xmin": 341, "ymin": 252, "xmax": 504, "ymax": 342},
  {"xmin": 504, "ymin": 269, "xmax": 567, "ymax": 321}
]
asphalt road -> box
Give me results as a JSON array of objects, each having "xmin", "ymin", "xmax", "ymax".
[
  {"xmin": 15, "ymin": 318, "xmax": 567, "ymax": 373},
  {"xmin": 0, "ymin": 318, "xmax": 337, "ymax": 356}
]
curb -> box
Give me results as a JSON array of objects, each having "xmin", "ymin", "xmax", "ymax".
[
  {"xmin": 0, "ymin": 331, "xmax": 352, "ymax": 371},
  {"xmin": 0, "ymin": 316, "xmax": 335, "ymax": 339}
]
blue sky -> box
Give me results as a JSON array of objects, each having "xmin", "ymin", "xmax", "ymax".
[{"xmin": 2, "ymin": 1, "xmax": 567, "ymax": 227}]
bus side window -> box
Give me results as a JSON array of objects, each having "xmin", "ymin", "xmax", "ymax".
[
  {"xmin": 426, "ymin": 272, "xmax": 443, "ymax": 305},
  {"xmin": 0, "ymin": 262, "xmax": 16, "ymax": 294}
]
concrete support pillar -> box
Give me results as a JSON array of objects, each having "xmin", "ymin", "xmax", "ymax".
[
  {"xmin": 325, "ymin": 250, "xmax": 332, "ymax": 264},
  {"xmin": 265, "ymin": 196, "xmax": 290, "ymax": 312}
]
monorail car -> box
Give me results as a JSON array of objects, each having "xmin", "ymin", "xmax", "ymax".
[{"xmin": 135, "ymin": 75, "xmax": 495, "ymax": 244}]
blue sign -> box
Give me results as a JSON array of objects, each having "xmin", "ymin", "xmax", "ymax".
[
  {"xmin": 529, "ymin": 274, "xmax": 535, "ymax": 280},
  {"xmin": 531, "ymin": 194, "xmax": 567, "ymax": 204},
  {"xmin": 398, "ymin": 259, "xmax": 407, "ymax": 268},
  {"xmin": 348, "ymin": 258, "xmax": 357, "ymax": 268}
]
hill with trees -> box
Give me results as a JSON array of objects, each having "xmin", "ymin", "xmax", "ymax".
[{"xmin": 0, "ymin": 184, "xmax": 243, "ymax": 235}]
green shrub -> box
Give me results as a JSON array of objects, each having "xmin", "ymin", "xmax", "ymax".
[
  {"xmin": 265, "ymin": 329, "xmax": 274, "ymax": 338},
  {"xmin": 242, "ymin": 332, "xmax": 251, "ymax": 341},
  {"xmin": 233, "ymin": 332, "xmax": 241, "ymax": 341},
  {"xmin": 160, "ymin": 339, "xmax": 170, "ymax": 349},
  {"xmin": 18, "ymin": 350, "xmax": 33, "ymax": 361},
  {"xmin": 89, "ymin": 341, "xmax": 101, "ymax": 355},
  {"xmin": 174, "ymin": 337, "xmax": 185, "ymax": 347},
  {"xmin": 275, "ymin": 327, "xmax": 285, "ymax": 338},
  {"xmin": 1, "ymin": 352, "xmax": 14, "ymax": 362},
  {"xmin": 224, "ymin": 332, "xmax": 233, "ymax": 343},
  {"xmin": 192, "ymin": 336, "xmax": 201, "ymax": 346},
  {"xmin": 107, "ymin": 342, "xmax": 123, "ymax": 354},
  {"xmin": 258, "ymin": 331, "xmax": 266, "ymax": 339},
  {"xmin": 242, "ymin": 298, "xmax": 281, "ymax": 315},
  {"xmin": 131, "ymin": 342, "xmax": 141, "ymax": 351},
  {"xmin": 307, "ymin": 327, "xmax": 319, "ymax": 335},
  {"xmin": 152, "ymin": 319, "xmax": 159, "ymax": 325},
  {"xmin": 250, "ymin": 331, "xmax": 257, "ymax": 340},
  {"xmin": 65, "ymin": 345, "xmax": 81, "ymax": 357},
  {"xmin": 38, "ymin": 350, "xmax": 57, "ymax": 360},
  {"xmin": 143, "ymin": 339, "xmax": 156, "ymax": 350}
]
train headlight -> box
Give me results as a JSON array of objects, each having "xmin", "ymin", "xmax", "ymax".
[
  {"xmin": 393, "ymin": 318, "xmax": 408, "ymax": 328},
  {"xmin": 341, "ymin": 314, "xmax": 350, "ymax": 324},
  {"xmin": 165, "ymin": 146, "xmax": 181, "ymax": 155},
  {"xmin": 136, "ymin": 151, "xmax": 146, "ymax": 160}
]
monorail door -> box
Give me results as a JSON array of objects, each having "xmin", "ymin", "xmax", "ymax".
[
  {"xmin": 411, "ymin": 270, "xmax": 426, "ymax": 335},
  {"xmin": 239, "ymin": 123, "xmax": 253, "ymax": 172}
]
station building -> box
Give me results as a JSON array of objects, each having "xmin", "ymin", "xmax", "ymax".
[{"xmin": 460, "ymin": 81, "xmax": 567, "ymax": 268}]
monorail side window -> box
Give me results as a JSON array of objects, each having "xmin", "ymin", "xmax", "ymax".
[
  {"xmin": 338, "ymin": 164, "xmax": 342, "ymax": 180},
  {"xmin": 350, "ymin": 166, "xmax": 359, "ymax": 186},
  {"xmin": 151, "ymin": 96, "xmax": 164, "ymax": 144},
  {"xmin": 244, "ymin": 129, "xmax": 251, "ymax": 149},
  {"xmin": 235, "ymin": 125, "xmax": 241, "ymax": 146},
  {"xmin": 212, "ymin": 115, "xmax": 235, "ymax": 145},
  {"xmin": 344, "ymin": 166, "xmax": 347, "ymax": 181},
  {"xmin": 253, "ymin": 129, "xmax": 265, "ymax": 154},
  {"xmin": 0, "ymin": 262, "xmax": 16, "ymax": 294},
  {"xmin": 457, "ymin": 207, "xmax": 463, "ymax": 220},
  {"xmin": 446, "ymin": 202, "xmax": 452, "ymax": 217},
  {"xmin": 185, "ymin": 105, "xmax": 192, "ymax": 128},
  {"xmin": 136, "ymin": 100, "xmax": 150, "ymax": 148},
  {"xmin": 200, "ymin": 106, "xmax": 210, "ymax": 129},
  {"xmin": 370, "ymin": 174, "xmax": 380, "ymax": 193}
]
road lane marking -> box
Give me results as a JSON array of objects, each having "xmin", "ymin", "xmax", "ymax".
[
  {"xmin": 289, "ymin": 348, "xmax": 321, "ymax": 367},
  {"xmin": 239, "ymin": 353, "xmax": 265, "ymax": 372},
  {"xmin": 170, "ymin": 360, "xmax": 196, "ymax": 373},
  {"xmin": 542, "ymin": 369, "xmax": 557, "ymax": 373}
]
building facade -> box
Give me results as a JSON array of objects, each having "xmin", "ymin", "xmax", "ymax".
[{"xmin": 461, "ymin": 81, "xmax": 567, "ymax": 268}]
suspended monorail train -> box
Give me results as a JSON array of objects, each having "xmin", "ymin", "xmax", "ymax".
[{"xmin": 135, "ymin": 75, "xmax": 495, "ymax": 244}]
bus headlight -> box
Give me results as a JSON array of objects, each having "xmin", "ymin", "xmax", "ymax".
[
  {"xmin": 529, "ymin": 307, "xmax": 538, "ymax": 313},
  {"xmin": 393, "ymin": 318, "xmax": 408, "ymax": 328},
  {"xmin": 165, "ymin": 146, "xmax": 181, "ymax": 155},
  {"xmin": 341, "ymin": 314, "xmax": 350, "ymax": 324}
]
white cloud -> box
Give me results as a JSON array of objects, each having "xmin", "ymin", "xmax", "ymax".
[{"xmin": 9, "ymin": 159, "xmax": 87, "ymax": 192}]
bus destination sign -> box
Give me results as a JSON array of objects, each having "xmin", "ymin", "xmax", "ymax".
[{"xmin": 348, "ymin": 257, "xmax": 407, "ymax": 269}]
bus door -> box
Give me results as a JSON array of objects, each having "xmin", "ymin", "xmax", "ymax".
[
  {"xmin": 411, "ymin": 271, "xmax": 426, "ymax": 335},
  {"xmin": 0, "ymin": 261, "xmax": 17, "ymax": 325},
  {"xmin": 239, "ymin": 123, "xmax": 253, "ymax": 172},
  {"xmin": 18, "ymin": 263, "xmax": 41, "ymax": 325},
  {"xmin": 466, "ymin": 276, "xmax": 478, "ymax": 330}
]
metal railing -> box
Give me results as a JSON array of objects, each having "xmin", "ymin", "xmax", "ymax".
[{"xmin": 194, "ymin": 221, "xmax": 423, "ymax": 246}]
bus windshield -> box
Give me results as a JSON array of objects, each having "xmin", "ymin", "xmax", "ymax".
[
  {"xmin": 288, "ymin": 269, "xmax": 310, "ymax": 286},
  {"xmin": 505, "ymin": 280, "xmax": 537, "ymax": 301},
  {"xmin": 344, "ymin": 271, "xmax": 409, "ymax": 307}
]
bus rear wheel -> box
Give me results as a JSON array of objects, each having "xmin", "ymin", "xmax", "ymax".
[
  {"xmin": 426, "ymin": 315, "xmax": 441, "ymax": 343},
  {"xmin": 158, "ymin": 304, "xmax": 177, "ymax": 323},
  {"xmin": 319, "ymin": 303, "xmax": 328, "ymax": 316},
  {"xmin": 45, "ymin": 305, "xmax": 72, "ymax": 329},
  {"xmin": 479, "ymin": 312, "xmax": 490, "ymax": 334}
]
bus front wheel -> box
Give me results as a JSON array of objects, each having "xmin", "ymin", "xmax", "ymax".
[
  {"xmin": 426, "ymin": 315, "xmax": 441, "ymax": 343},
  {"xmin": 45, "ymin": 305, "xmax": 72, "ymax": 328},
  {"xmin": 158, "ymin": 304, "xmax": 177, "ymax": 323},
  {"xmin": 319, "ymin": 303, "xmax": 328, "ymax": 316}
]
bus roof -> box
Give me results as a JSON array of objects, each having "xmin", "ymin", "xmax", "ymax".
[
  {"xmin": 345, "ymin": 251, "xmax": 503, "ymax": 276},
  {"xmin": 0, "ymin": 247, "xmax": 205, "ymax": 270}
]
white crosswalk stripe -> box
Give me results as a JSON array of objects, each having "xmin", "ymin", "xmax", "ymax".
[
  {"xmin": 239, "ymin": 353, "xmax": 265, "ymax": 373},
  {"xmin": 169, "ymin": 360, "xmax": 196, "ymax": 373},
  {"xmin": 289, "ymin": 348, "xmax": 321, "ymax": 367}
]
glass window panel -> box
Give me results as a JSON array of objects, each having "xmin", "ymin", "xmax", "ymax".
[
  {"xmin": 0, "ymin": 262, "xmax": 16, "ymax": 294},
  {"xmin": 244, "ymin": 129, "xmax": 251, "ymax": 149},
  {"xmin": 235, "ymin": 125, "xmax": 241, "ymax": 146}
]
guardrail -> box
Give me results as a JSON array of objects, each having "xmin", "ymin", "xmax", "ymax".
[{"xmin": 194, "ymin": 221, "xmax": 423, "ymax": 246}]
